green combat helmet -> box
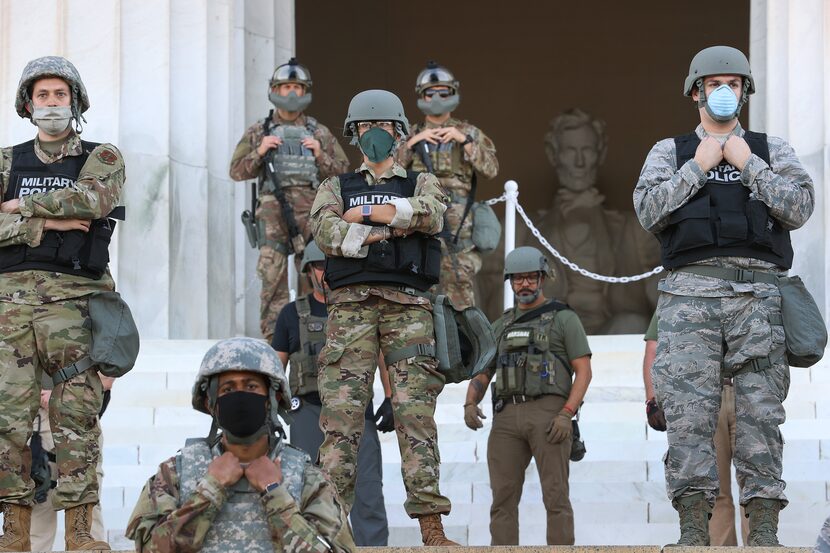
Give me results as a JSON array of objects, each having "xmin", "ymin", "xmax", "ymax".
[
  {"xmin": 16, "ymin": 56, "xmax": 90, "ymax": 129},
  {"xmin": 269, "ymin": 57, "xmax": 312, "ymax": 112},
  {"xmin": 415, "ymin": 61, "xmax": 460, "ymax": 116},
  {"xmin": 503, "ymin": 246, "xmax": 552, "ymax": 280},
  {"xmin": 192, "ymin": 337, "xmax": 292, "ymax": 442},
  {"xmin": 343, "ymin": 89, "xmax": 409, "ymax": 141},
  {"xmin": 683, "ymin": 45, "xmax": 755, "ymax": 120},
  {"xmin": 300, "ymin": 240, "xmax": 325, "ymax": 273}
]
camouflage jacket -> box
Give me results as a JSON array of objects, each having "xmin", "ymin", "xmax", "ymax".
[
  {"xmin": 633, "ymin": 123, "xmax": 814, "ymax": 297},
  {"xmin": 0, "ymin": 132, "xmax": 123, "ymax": 303},
  {"xmin": 309, "ymin": 161, "xmax": 448, "ymax": 305},
  {"xmin": 395, "ymin": 117, "xmax": 498, "ymax": 193},
  {"xmin": 126, "ymin": 441, "xmax": 356, "ymax": 553},
  {"xmin": 229, "ymin": 112, "xmax": 348, "ymax": 184}
]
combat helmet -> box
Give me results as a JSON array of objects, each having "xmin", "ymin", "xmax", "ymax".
[
  {"xmin": 684, "ymin": 46, "xmax": 754, "ymax": 120},
  {"xmin": 415, "ymin": 61, "xmax": 460, "ymax": 116},
  {"xmin": 503, "ymin": 246, "xmax": 552, "ymax": 280},
  {"xmin": 343, "ymin": 89, "xmax": 409, "ymax": 138},
  {"xmin": 192, "ymin": 337, "xmax": 291, "ymax": 440},
  {"xmin": 16, "ymin": 56, "xmax": 89, "ymax": 128},
  {"xmin": 270, "ymin": 57, "xmax": 313, "ymax": 90},
  {"xmin": 300, "ymin": 240, "xmax": 325, "ymax": 273}
]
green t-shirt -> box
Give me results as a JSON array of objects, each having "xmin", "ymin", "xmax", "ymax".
[{"xmin": 644, "ymin": 311, "xmax": 658, "ymax": 342}]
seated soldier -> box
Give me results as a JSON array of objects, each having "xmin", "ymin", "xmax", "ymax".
[{"xmin": 126, "ymin": 337, "xmax": 355, "ymax": 553}]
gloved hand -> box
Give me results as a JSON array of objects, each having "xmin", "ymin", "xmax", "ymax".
[
  {"xmin": 546, "ymin": 409, "xmax": 573, "ymax": 443},
  {"xmin": 646, "ymin": 398, "xmax": 667, "ymax": 431},
  {"xmin": 374, "ymin": 397, "xmax": 395, "ymax": 433},
  {"xmin": 464, "ymin": 402, "xmax": 486, "ymax": 430}
]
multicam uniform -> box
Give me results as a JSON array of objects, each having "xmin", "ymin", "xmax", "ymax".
[
  {"xmin": 0, "ymin": 132, "xmax": 124, "ymax": 510},
  {"xmin": 126, "ymin": 438, "xmax": 355, "ymax": 553},
  {"xmin": 633, "ymin": 122, "xmax": 814, "ymax": 508},
  {"xmin": 396, "ymin": 118, "xmax": 498, "ymax": 308},
  {"xmin": 229, "ymin": 113, "xmax": 348, "ymax": 340},
  {"xmin": 309, "ymin": 161, "xmax": 451, "ymax": 518}
]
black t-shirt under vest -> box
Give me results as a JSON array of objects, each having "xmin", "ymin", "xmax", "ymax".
[
  {"xmin": 658, "ymin": 131, "xmax": 793, "ymax": 270},
  {"xmin": 0, "ymin": 139, "xmax": 117, "ymax": 279},
  {"xmin": 324, "ymin": 170, "xmax": 441, "ymax": 291}
]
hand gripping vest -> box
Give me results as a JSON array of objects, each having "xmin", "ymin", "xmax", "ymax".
[
  {"xmin": 288, "ymin": 295, "xmax": 327, "ymax": 396},
  {"xmin": 494, "ymin": 302, "xmax": 574, "ymax": 400},
  {"xmin": 409, "ymin": 135, "xmax": 472, "ymax": 185},
  {"xmin": 658, "ymin": 131, "xmax": 793, "ymax": 270},
  {"xmin": 0, "ymin": 139, "xmax": 122, "ymax": 279},
  {"xmin": 264, "ymin": 117, "xmax": 320, "ymax": 189},
  {"xmin": 324, "ymin": 171, "xmax": 442, "ymax": 291},
  {"xmin": 176, "ymin": 438, "xmax": 309, "ymax": 553}
]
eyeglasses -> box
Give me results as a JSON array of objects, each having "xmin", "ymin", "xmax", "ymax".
[
  {"xmin": 509, "ymin": 273, "xmax": 540, "ymax": 284},
  {"xmin": 356, "ymin": 121, "xmax": 395, "ymax": 132},
  {"xmin": 423, "ymin": 89, "xmax": 453, "ymax": 99}
]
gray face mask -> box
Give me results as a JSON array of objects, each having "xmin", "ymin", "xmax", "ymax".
[
  {"xmin": 31, "ymin": 106, "xmax": 72, "ymax": 136},
  {"xmin": 417, "ymin": 94, "xmax": 460, "ymax": 116},
  {"xmin": 270, "ymin": 91, "xmax": 312, "ymax": 112}
]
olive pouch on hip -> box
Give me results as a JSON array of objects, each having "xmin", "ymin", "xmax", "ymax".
[
  {"xmin": 470, "ymin": 202, "xmax": 501, "ymax": 254},
  {"xmin": 778, "ymin": 275, "xmax": 827, "ymax": 367},
  {"xmin": 52, "ymin": 291, "xmax": 141, "ymax": 385}
]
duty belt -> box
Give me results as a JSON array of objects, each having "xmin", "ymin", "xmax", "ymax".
[{"xmin": 674, "ymin": 265, "xmax": 781, "ymax": 284}]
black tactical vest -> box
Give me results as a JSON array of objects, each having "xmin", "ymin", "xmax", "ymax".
[
  {"xmin": 324, "ymin": 170, "xmax": 441, "ymax": 291},
  {"xmin": 658, "ymin": 131, "xmax": 793, "ymax": 270},
  {"xmin": 0, "ymin": 140, "xmax": 120, "ymax": 279},
  {"xmin": 287, "ymin": 295, "xmax": 327, "ymax": 396}
]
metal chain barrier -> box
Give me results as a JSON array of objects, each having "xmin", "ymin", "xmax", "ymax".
[{"xmin": 486, "ymin": 192, "xmax": 665, "ymax": 283}]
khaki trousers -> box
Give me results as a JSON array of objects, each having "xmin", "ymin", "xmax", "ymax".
[{"xmin": 488, "ymin": 394, "xmax": 573, "ymax": 545}]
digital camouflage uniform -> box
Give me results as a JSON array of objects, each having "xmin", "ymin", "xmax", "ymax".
[
  {"xmin": 633, "ymin": 122, "xmax": 814, "ymax": 508},
  {"xmin": 395, "ymin": 118, "xmax": 498, "ymax": 309},
  {"xmin": 309, "ymin": 161, "xmax": 451, "ymax": 518},
  {"xmin": 0, "ymin": 132, "xmax": 124, "ymax": 510},
  {"xmin": 229, "ymin": 113, "xmax": 348, "ymax": 340}
]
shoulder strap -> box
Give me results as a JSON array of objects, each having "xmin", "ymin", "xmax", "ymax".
[
  {"xmin": 673, "ymin": 132, "xmax": 699, "ymax": 171},
  {"xmin": 512, "ymin": 300, "xmax": 570, "ymax": 326},
  {"xmin": 295, "ymin": 296, "xmax": 311, "ymax": 320},
  {"xmin": 80, "ymin": 140, "xmax": 101, "ymax": 152},
  {"xmin": 304, "ymin": 116, "xmax": 318, "ymax": 133},
  {"xmin": 743, "ymin": 130, "xmax": 771, "ymax": 165},
  {"xmin": 263, "ymin": 110, "xmax": 275, "ymax": 134},
  {"xmin": 406, "ymin": 170, "xmax": 421, "ymax": 186}
]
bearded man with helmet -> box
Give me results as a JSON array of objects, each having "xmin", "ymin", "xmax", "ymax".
[
  {"xmin": 310, "ymin": 89, "xmax": 458, "ymax": 545},
  {"xmin": 126, "ymin": 337, "xmax": 355, "ymax": 553},
  {"xmin": 463, "ymin": 246, "xmax": 592, "ymax": 545},
  {"xmin": 633, "ymin": 45, "xmax": 815, "ymax": 546},
  {"xmin": 395, "ymin": 61, "xmax": 499, "ymax": 310},
  {"xmin": 0, "ymin": 56, "xmax": 129, "ymax": 552},
  {"xmin": 229, "ymin": 58, "xmax": 349, "ymax": 342}
]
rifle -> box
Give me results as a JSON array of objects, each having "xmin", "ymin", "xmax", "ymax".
[
  {"xmin": 263, "ymin": 150, "xmax": 305, "ymax": 255},
  {"xmin": 241, "ymin": 180, "xmax": 259, "ymax": 249}
]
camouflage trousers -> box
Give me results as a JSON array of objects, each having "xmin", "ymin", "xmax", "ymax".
[
  {"xmin": 256, "ymin": 189, "xmax": 315, "ymax": 341},
  {"xmin": 433, "ymin": 249, "xmax": 481, "ymax": 310},
  {"xmin": 0, "ymin": 297, "xmax": 103, "ymax": 508},
  {"xmin": 318, "ymin": 296, "xmax": 451, "ymax": 518},
  {"xmin": 653, "ymin": 291, "xmax": 789, "ymax": 508}
]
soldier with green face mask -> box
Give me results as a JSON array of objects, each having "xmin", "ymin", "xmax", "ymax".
[
  {"xmin": 229, "ymin": 58, "xmax": 349, "ymax": 342},
  {"xmin": 395, "ymin": 61, "xmax": 499, "ymax": 310}
]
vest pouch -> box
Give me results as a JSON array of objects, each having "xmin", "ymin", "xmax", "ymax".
[
  {"xmin": 434, "ymin": 144, "xmax": 454, "ymax": 175},
  {"xmin": 667, "ymin": 196, "xmax": 713, "ymax": 253},
  {"xmin": 82, "ymin": 220, "xmax": 115, "ymax": 274},
  {"xmin": 746, "ymin": 200, "xmax": 777, "ymax": 251},
  {"xmin": 495, "ymin": 353, "xmax": 525, "ymax": 396},
  {"xmin": 523, "ymin": 351, "xmax": 546, "ymax": 397},
  {"xmin": 25, "ymin": 231, "xmax": 61, "ymax": 262},
  {"xmin": 471, "ymin": 202, "xmax": 502, "ymax": 254},
  {"xmin": 421, "ymin": 236, "xmax": 442, "ymax": 282},
  {"xmin": 55, "ymin": 230, "xmax": 87, "ymax": 268},
  {"xmin": 716, "ymin": 210, "xmax": 748, "ymax": 246},
  {"xmin": 366, "ymin": 240, "xmax": 396, "ymax": 271}
]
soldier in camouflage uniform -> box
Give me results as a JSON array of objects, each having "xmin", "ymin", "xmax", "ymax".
[
  {"xmin": 310, "ymin": 90, "xmax": 457, "ymax": 546},
  {"xmin": 126, "ymin": 337, "xmax": 355, "ymax": 553},
  {"xmin": 816, "ymin": 515, "xmax": 830, "ymax": 553},
  {"xmin": 0, "ymin": 56, "xmax": 126, "ymax": 552},
  {"xmin": 395, "ymin": 61, "xmax": 498, "ymax": 309},
  {"xmin": 229, "ymin": 58, "xmax": 349, "ymax": 341},
  {"xmin": 633, "ymin": 46, "xmax": 814, "ymax": 546}
]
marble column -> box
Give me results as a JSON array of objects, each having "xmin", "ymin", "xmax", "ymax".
[{"xmin": 751, "ymin": 0, "xmax": 829, "ymax": 320}]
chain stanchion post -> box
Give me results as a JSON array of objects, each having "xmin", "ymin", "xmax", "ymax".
[
  {"xmin": 287, "ymin": 253, "xmax": 298, "ymax": 302},
  {"xmin": 503, "ymin": 180, "xmax": 518, "ymax": 310}
]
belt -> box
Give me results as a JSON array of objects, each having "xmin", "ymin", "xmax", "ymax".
[
  {"xmin": 501, "ymin": 394, "xmax": 545, "ymax": 405},
  {"xmin": 674, "ymin": 265, "xmax": 781, "ymax": 284}
]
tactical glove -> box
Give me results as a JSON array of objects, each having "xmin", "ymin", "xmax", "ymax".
[
  {"xmin": 546, "ymin": 409, "xmax": 573, "ymax": 444},
  {"xmin": 646, "ymin": 398, "xmax": 667, "ymax": 431},
  {"xmin": 374, "ymin": 397, "xmax": 395, "ymax": 433},
  {"xmin": 464, "ymin": 402, "xmax": 486, "ymax": 430}
]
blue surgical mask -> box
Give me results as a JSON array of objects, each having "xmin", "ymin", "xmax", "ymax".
[{"xmin": 705, "ymin": 84, "xmax": 739, "ymax": 122}]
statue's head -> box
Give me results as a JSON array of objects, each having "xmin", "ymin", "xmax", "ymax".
[{"xmin": 544, "ymin": 108, "xmax": 607, "ymax": 193}]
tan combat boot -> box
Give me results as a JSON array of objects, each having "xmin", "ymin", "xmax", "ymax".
[
  {"xmin": 418, "ymin": 513, "xmax": 459, "ymax": 546},
  {"xmin": 0, "ymin": 503, "xmax": 31, "ymax": 552},
  {"xmin": 746, "ymin": 497, "xmax": 783, "ymax": 546},
  {"xmin": 65, "ymin": 503, "xmax": 111, "ymax": 551},
  {"xmin": 670, "ymin": 492, "xmax": 711, "ymax": 546}
]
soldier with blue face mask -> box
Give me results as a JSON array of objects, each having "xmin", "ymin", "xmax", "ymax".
[{"xmin": 633, "ymin": 45, "xmax": 814, "ymax": 546}]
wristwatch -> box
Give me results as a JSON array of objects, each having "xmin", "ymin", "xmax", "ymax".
[
  {"xmin": 361, "ymin": 204, "xmax": 372, "ymax": 225},
  {"xmin": 461, "ymin": 134, "xmax": 474, "ymax": 146},
  {"xmin": 262, "ymin": 481, "xmax": 281, "ymax": 496}
]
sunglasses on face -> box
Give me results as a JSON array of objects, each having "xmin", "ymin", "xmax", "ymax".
[{"xmin": 423, "ymin": 89, "xmax": 453, "ymax": 99}]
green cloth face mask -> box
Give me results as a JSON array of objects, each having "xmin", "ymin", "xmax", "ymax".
[{"xmin": 358, "ymin": 127, "xmax": 395, "ymax": 163}]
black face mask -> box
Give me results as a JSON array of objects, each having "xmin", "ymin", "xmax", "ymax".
[{"xmin": 216, "ymin": 391, "xmax": 268, "ymax": 440}]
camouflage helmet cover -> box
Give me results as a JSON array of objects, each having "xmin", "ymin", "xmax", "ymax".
[
  {"xmin": 270, "ymin": 57, "xmax": 312, "ymax": 90},
  {"xmin": 415, "ymin": 61, "xmax": 459, "ymax": 95},
  {"xmin": 683, "ymin": 46, "xmax": 755, "ymax": 96},
  {"xmin": 16, "ymin": 56, "xmax": 90, "ymax": 119},
  {"xmin": 300, "ymin": 240, "xmax": 325, "ymax": 273},
  {"xmin": 504, "ymin": 246, "xmax": 552, "ymax": 280},
  {"xmin": 192, "ymin": 337, "xmax": 291, "ymax": 416},
  {"xmin": 343, "ymin": 89, "xmax": 409, "ymax": 137}
]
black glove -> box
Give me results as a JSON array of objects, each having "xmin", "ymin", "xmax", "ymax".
[
  {"xmin": 646, "ymin": 398, "xmax": 667, "ymax": 432},
  {"xmin": 374, "ymin": 397, "xmax": 395, "ymax": 433}
]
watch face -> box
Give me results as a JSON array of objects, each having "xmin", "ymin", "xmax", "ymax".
[{"xmin": 361, "ymin": 204, "xmax": 372, "ymax": 216}]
